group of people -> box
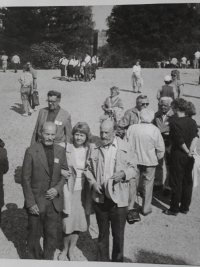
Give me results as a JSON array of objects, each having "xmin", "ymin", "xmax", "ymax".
[
  {"xmin": 1, "ymin": 52, "xmax": 20, "ymax": 73},
  {"xmin": 59, "ymin": 53, "xmax": 99, "ymax": 82},
  {"xmin": 0, "ymin": 64, "xmax": 199, "ymax": 262}
]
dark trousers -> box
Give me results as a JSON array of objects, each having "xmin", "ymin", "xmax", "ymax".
[
  {"xmin": 14, "ymin": 63, "xmax": 18, "ymax": 73},
  {"xmin": 84, "ymin": 66, "xmax": 90, "ymax": 81},
  {"xmin": 169, "ymin": 151, "xmax": 194, "ymax": 213},
  {"xmin": 67, "ymin": 65, "xmax": 74, "ymax": 78},
  {"xmin": 27, "ymin": 201, "xmax": 59, "ymax": 260},
  {"xmin": 94, "ymin": 196, "xmax": 127, "ymax": 262},
  {"xmin": 60, "ymin": 65, "xmax": 66, "ymax": 78}
]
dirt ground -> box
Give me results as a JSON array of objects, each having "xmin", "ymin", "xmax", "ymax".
[{"xmin": 0, "ymin": 67, "xmax": 200, "ymax": 264}]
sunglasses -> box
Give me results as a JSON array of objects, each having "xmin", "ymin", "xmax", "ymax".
[
  {"xmin": 141, "ymin": 103, "xmax": 149, "ymax": 106},
  {"xmin": 46, "ymin": 100, "xmax": 58, "ymax": 104}
]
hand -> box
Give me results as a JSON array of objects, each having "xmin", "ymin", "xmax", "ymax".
[
  {"xmin": 111, "ymin": 171, "xmax": 125, "ymax": 184},
  {"xmin": 29, "ymin": 204, "xmax": 39, "ymax": 215},
  {"xmin": 61, "ymin": 169, "xmax": 72, "ymax": 179},
  {"xmin": 92, "ymin": 182, "xmax": 102, "ymax": 194},
  {"xmin": 188, "ymin": 151, "xmax": 194, "ymax": 157},
  {"xmin": 45, "ymin": 188, "xmax": 58, "ymax": 200}
]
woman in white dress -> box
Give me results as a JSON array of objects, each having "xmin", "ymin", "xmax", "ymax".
[
  {"xmin": 132, "ymin": 61, "xmax": 143, "ymax": 93},
  {"xmin": 58, "ymin": 122, "xmax": 94, "ymax": 261},
  {"xmin": 1, "ymin": 52, "xmax": 8, "ymax": 73}
]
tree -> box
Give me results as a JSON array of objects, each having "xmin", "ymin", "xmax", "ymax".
[{"xmin": 106, "ymin": 4, "xmax": 200, "ymax": 62}]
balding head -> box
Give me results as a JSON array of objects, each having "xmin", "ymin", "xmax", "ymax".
[
  {"xmin": 100, "ymin": 119, "xmax": 116, "ymax": 146},
  {"xmin": 159, "ymin": 97, "xmax": 172, "ymax": 114},
  {"xmin": 41, "ymin": 122, "xmax": 57, "ymax": 146}
]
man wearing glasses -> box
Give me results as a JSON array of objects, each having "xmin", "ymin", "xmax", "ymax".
[
  {"xmin": 31, "ymin": 90, "xmax": 72, "ymax": 146},
  {"xmin": 117, "ymin": 95, "xmax": 149, "ymax": 220}
]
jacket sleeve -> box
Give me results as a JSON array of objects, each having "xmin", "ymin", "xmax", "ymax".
[
  {"xmin": 54, "ymin": 148, "xmax": 68, "ymax": 195},
  {"xmin": 0, "ymin": 148, "xmax": 9, "ymax": 174},
  {"xmin": 64, "ymin": 115, "xmax": 72, "ymax": 143},
  {"xmin": 84, "ymin": 167, "xmax": 97, "ymax": 188},
  {"xmin": 118, "ymin": 110, "xmax": 131, "ymax": 129},
  {"xmin": 21, "ymin": 148, "xmax": 36, "ymax": 208},
  {"xmin": 154, "ymin": 129, "xmax": 165, "ymax": 160},
  {"xmin": 31, "ymin": 110, "xmax": 40, "ymax": 145}
]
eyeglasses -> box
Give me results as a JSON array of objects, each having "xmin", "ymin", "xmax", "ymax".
[
  {"xmin": 141, "ymin": 103, "xmax": 149, "ymax": 106},
  {"xmin": 171, "ymin": 74, "xmax": 176, "ymax": 77},
  {"xmin": 46, "ymin": 100, "xmax": 58, "ymax": 104}
]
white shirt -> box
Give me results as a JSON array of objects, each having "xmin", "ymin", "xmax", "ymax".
[
  {"xmin": 74, "ymin": 146, "xmax": 86, "ymax": 191},
  {"xmin": 101, "ymin": 137, "xmax": 118, "ymax": 182},
  {"xmin": 73, "ymin": 59, "xmax": 80, "ymax": 67},
  {"xmin": 12, "ymin": 55, "xmax": 20, "ymax": 64},
  {"xmin": 92, "ymin": 56, "xmax": 97, "ymax": 64},
  {"xmin": 195, "ymin": 51, "xmax": 200, "ymax": 58},
  {"xmin": 1, "ymin": 55, "xmax": 8, "ymax": 61},
  {"xmin": 181, "ymin": 57, "xmax": 187, "ymax": 64},
  {"xmin": 84, "ymin": 55, "xmax": 91, "ymax": 64},
  {"xmin": 19, "ymin": 72, "xmax": 33, "ymax": 87},
  {"xmin": 59, "ymin": 58, "xmax": 68, "ymax": 66},
  {"xmin": 133, "ymin": 65, "xmax": 141, "ymax": 76},
  {"xmin": 68, "ymin": 59, "xmax": 75, "ymax": 66}
]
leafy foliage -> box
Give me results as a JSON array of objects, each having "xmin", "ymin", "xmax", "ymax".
[{"xmin": 106, "ymin": 4, "xmax": 200, "ymax": 62}]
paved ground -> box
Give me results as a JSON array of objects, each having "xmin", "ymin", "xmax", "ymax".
[{"xmin": 0, "ymin": 67, "xmax": 200, "ymax": 264}]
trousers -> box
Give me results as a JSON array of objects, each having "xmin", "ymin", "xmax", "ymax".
[
  {"xmin": 84, "ymin": 66, "xmax": 90, "ymax": 81},
  {"xmin": 94, "ymin": 195, "xmax": 127, "ymax": 262},
  {"xmin": 169, "ymin": 151, "xmax": 194, "ymax": 213},
  {"xmin": 21, "ymin": 87, "xmax": 32, "ymax": 114},
  {"xmin": 128, "ymin": 165, "xmax": 156, "ymax": 214},
  {"xmin": 154, "ymin": 151, "xmax": 170, "ymax": 189},
  {"xmin": 27, "ymin": 201, "xmax": 59, "ymax": 260}
]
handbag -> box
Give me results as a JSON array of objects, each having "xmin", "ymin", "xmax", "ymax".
[
  {"xmin": 127, "ymin": 208, "xmax": 141, "ymax": 224},
  {"xmin": 32, "ymin": 90, "xmax": 40, "ymax": 106}
]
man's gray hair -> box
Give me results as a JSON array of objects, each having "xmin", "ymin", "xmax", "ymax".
[
  {"xmin": 160, "ymin": 97, "xmax": 173, "ymax": 105},
  {"xmin": 140, "ymin": 109, "xmax": 154, "ymax": 123}
]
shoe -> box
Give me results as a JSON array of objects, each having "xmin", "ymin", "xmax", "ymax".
[
  {"xmin": 29, "ymin": 109, "xmax": 34, "ymax": 113},
  {"xmin": 137, "ymin": 190, "xmax": 143, "ymax": 197},
  {"xmin": 162, "ymin": 189, "xmax": 171, "ymax": 197},
  {"xmin": 22, "ymin": 113, "xmax": 28, "ymax": 117},
  {"xmin": 138, "ymin": 91, "xmax": 141, "ymax": 93},
  {"xmin": 163, "ymin": 209, "xmax": 178, "ymax": 216}
]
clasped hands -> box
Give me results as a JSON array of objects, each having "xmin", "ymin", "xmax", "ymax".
[
  {"xmin": 29, "ymin": 187, "xmax": 58, "ymax": 215},
  {"xmin": 92, "ymin": 171, "xmax": 125, "ymax": 194}
]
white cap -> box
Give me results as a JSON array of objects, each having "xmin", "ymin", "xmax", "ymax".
[{"xmin": 164, "ymin": 75, "xmax": 172, "ymax": 82}]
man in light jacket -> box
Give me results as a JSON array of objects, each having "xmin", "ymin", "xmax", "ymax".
[
  {"xmin": 126, "ymin": 109, "xmax": 165, "ymax": 216},
  {"xmin": 85, "ymin": 119, "xmax": 137, "ymax": 262}
]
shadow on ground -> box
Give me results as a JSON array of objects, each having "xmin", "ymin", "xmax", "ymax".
[
  {"xmin": 183, "ymin": 94, "xmax": 200, "ymax": 99},
  {"xmin": 134, "ymin": 249, "xmax": 189, "ymax": 264},
  {"xmin": 120, "ymin": 89, "xmax": 134, "ymax": 93},
  {"xmin": 1, "ymin": 203, "xmax": 28, "ymax": 259},
  {"xmin": 77, "ymin": 230, "xmax": 97, "ymax": 261},
  {"xmin": 10, "ymin": 103, "xmax": 24, "ymax": 115}
]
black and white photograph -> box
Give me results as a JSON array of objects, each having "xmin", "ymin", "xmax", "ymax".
[{"xmin": 0, "ymin": 0, "xmax": 200, "ymax": 265}]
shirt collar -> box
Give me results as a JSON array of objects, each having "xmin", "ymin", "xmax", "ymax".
[
  {"xmin": 101, "ymin": 137, "xmax": 118, "ymax": 149},
  {"xmin": 49, "ymin": 106, "xmax": 60, "ymax": 113}
]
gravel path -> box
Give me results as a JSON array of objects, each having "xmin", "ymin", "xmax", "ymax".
[{"xmin": 0, "ymin": 68, "xmax": 200, "ymax": 263}]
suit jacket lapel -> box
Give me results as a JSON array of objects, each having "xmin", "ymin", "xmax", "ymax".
[
  {"xmin": 36, "ymin": 142, "xmax": 50, "ymax": 176},
  {"xmin": 52, "ymin": 144, "xmax": 59, "ymax": 180},
  {"xmin": 66, "ymin": 143, "xmax": 77, "ymax": 174}
]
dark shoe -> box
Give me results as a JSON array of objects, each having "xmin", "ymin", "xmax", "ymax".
[
  {"xmin": 137, "ymin": 190, "xmax": 143, "ymax": 198},
  {"xmin": 138, "ymin": 91, "xmax": 141, "ymax": 93},
  {"xmin": 162, "ymin": 189, "xmax": 172, "ymax": 197},
  {"xmin": 179, "ymin": 210, "xmax": 188, "ymax": 214},
  {"xmin": 127, "ymin": 209, "xmax": 141, "ymax": 224},
  {"xmin": 163, "ymin": 209, "xmax": 178, "ymax": 216},
  {"xmin": 153, "ymin": 185, "xmax": 163, "ymax": 192}
]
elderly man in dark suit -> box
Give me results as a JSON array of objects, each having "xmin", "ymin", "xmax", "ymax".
[
  {"xmin": 31, "ymin": 90, "xmax": 72, "ymax": 146},
  {"xmin": 0, "ymin": 139, "xmax": 9, "ymax": 226},
  {"xmin": 85, "ymin": 119, "xmax": 137, "ymax": 262},
  {"xmin": 22, "ymin": 122, "xmax": 68, "ymax": 260}
]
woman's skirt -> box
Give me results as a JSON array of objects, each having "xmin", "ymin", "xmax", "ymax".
[
  {"xmin": 2, "ymin": 61, "xmax": 7, "ymax": 69},
  {"xmin": 62, "ymin": 189, "xmax": 87, "ymax": 234},
  {"xmin": 60, "ymin": 65, "xmax": 66, "ymax": 77}
]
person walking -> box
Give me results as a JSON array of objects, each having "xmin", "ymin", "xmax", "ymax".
[
  {"xmin": 1, "ymin": 52, "xmax": 8, "ymax": 72},
  {"xmin": 170, "ymin": 70, "xmax": 184, "ymax": 98},
  {"xmin": 12, "ymin": 53, "xmax": 20, "ymax": 73},
  {"xmin": 27, "ymin": 62, "xmax": 38, "ymax": 111},
  {"xmin": 22, "ymin": 122, "xmax": 68, "ymax": 260},
  {"xmin": 18, "ymin": 66, "xmax": 34, "ymax": 116},
  {"xmin": 181, "ymin": 56, "xmax": 187, "ymax": 69},
  {"xmin": 84, "ymin": 53, "xmax": 91, "ymax": 82},
  {"xmin": 194, "ymin": 51, "xmax": 200, "ymax": 69},
  {"xmin": 132, "ymin": 61, "xmax": 143, "ymax": 93},
  {"xmin": 31, "ymin": 90, "xmax": 72, "ymax": 146}
]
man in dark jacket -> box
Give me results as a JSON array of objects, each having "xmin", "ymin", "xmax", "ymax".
[
  {"xmin": 22, "ymin": 122, "xmax": 68, "ymax": 260},
  {"xmin": 0, "ymin": 139, "xmax": 9, "ymax": 226}
]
